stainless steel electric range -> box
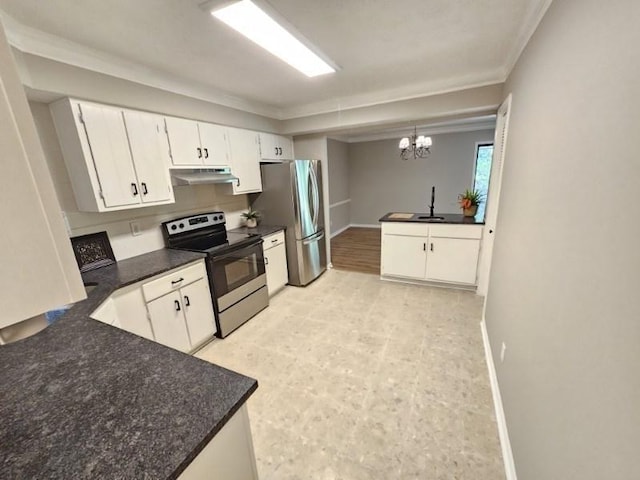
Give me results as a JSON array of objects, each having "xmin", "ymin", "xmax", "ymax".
[{"xmin": 162, "ymin": 212, "xmax": 268, "ymax": 338}]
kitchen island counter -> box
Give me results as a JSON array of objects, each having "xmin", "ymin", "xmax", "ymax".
[
  {"xmin": 379, "ymin": 212, "xmax": 485, "ymax": 224},
  {"xmin": 0, "ymin": 249, "xmax": 258, "ymax": 479}
]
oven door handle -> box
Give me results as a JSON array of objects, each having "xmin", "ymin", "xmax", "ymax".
[{"xmin": 212, "ymin": 240, "xmax": 263, "ymax": 262}]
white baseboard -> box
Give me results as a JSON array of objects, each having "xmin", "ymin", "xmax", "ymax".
[
  {"xmin": 330, "ymin": 223, "xmax": 381, "ymax": 238},
  {"xmin": 349, "ymin": 223, "xmax": 381, "ymax": 229},
  {"xmin": 481, "ymin": 318, "xmax": 517, "ymax": 480},
  {"xmin": 330, "ymin": 224, "xmax": 351, "ymax": 238}
]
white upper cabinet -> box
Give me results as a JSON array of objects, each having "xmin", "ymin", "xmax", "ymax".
[
  {"xmin": 198, "ymin": 122, "xmax": 230, "ymax": 167},
  {"xmin": 164, "ymin": 116, "xmax": 201, "ymax": 166},
  {"xmin": 78, "ymin": 103, "xmax": 140, "ymax": 208},
  {"xmin": 50, "ymin": 99, "xmax": 175, "ymax": 212},
  {"xmin": 259, "ymin": 133, "xmax": 294, "ymax": 161},
  {"xmin": 164, "ymin": 116, "xmax": 230, "ymax": 168},
  {"xmin": 227, "ymin": 127, "xmax": 263, "ymax": 194},
  {"xmin": 122, "ymin": 110, "xmax": 174, "ymax": 204}
]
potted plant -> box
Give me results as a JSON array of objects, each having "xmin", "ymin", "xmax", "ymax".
[
  {"xmin": 458, "ymin": 189, "xmax": 484, "ymax": 217},
  {"xmin": 241, "ymin": 208, "xmax": 260, "ymax": 228}
]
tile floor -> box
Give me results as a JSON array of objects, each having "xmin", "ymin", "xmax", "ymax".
[{"xmin": 197, "ymin": 269, "xmax": 504, "ymax": 480}]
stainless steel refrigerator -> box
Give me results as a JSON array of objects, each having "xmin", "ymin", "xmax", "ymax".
[{"xmin": 252, "ymin": 160, "xmax": 326, "ymax": 286}]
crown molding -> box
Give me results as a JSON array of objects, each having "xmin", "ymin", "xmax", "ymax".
[
  {"xmin": 0, "ymin": 11, "xmax": 282, "ymax": 119},
  {"xmin": 342, "ymin": 117, "xmax": 496, "ymax": 144},
  {"xmin": 278, "ymin": 75, "xmax": 505, "ymax": 121},
  {"xmin": 501, "ymin": 0, "xmax": 555, "ymax": 79}
]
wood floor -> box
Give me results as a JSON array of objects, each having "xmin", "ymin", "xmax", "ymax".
[{"xmin": 330, "ymin": 227, "xmax": 381, "ymax": 275}]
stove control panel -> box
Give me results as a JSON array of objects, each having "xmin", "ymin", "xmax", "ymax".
[{"xmin": 164, "ymin": 212, "xmax": 225, "ymax": 235}]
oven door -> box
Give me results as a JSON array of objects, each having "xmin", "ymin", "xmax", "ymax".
[{"xmin": 210, "ymin": 240, "xmax": 266, "ymax": 309}]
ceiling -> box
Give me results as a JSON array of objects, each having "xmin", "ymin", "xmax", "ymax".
[{"xmin": 0, "ymin": 0, "xmax": 551, "ymax": 120}]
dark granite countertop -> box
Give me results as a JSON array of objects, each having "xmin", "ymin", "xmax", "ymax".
[
  {"xmin": 379, "ymin": 212, "xmax": 485, "ymax": 225},
  {"xmin": 0, "ymin": 249, "xmax": 258, "ymax": 480},
  {"xmin": 229, "ymin": 224, "xmax": 286, "ymax": 237}
]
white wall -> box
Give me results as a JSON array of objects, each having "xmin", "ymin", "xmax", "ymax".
[
  {"xmin": 327, "ymin": 138, "xmax": 350, "ymax": 236},
  {"xmin": 485, "ymin": 0, "xmax": 640, "ymax": 479},
  {"xmin": 348, "ymin": 130, "xmax": 494, "ymax": 225},
  {"xmin": 30, "ymin": 101, "xmax": 249, "ymax": 261}
]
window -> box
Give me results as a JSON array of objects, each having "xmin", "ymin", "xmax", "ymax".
[{"xmin": 473, "ymin": 143, "xmax": 494, "ymax": 221}]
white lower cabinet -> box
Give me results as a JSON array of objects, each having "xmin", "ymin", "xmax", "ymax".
[
  {"xmin": 91, "ymin": 260, "xmax": 216, "ymax": 352},
  {"xmin": 180, "ymin": 279, "xmax": 218, "ymax": 347},
  {"xmin": 424, "ymin": 237, "xmax": 481, "ymax": 284},
  {"xmin": 381, "ymin": 234, "xmax": 427, "ymax": 279},
  {"xmin": 381, "ymin": 222, "xmax": 482, "ymax": 286},
  {"xmin": 146, "ymin": 290, "xmax": 192, "ymax": 353},
  {"xmin": 263, "ymin": 231, "xmax": 288, "ymax": 295}
]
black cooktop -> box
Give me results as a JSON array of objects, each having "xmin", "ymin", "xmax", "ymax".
[
  {"xmin": 162, "ymin": 212, "xmax": 261, "ymax": 256},
  {"xmin": 175, "ymin": 231, "xmax": 260, "ymax": 254}
]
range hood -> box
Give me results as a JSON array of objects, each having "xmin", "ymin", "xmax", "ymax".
[{"xmin": 170, "ymin": 167, "xmax": 238, "ymax": 186}]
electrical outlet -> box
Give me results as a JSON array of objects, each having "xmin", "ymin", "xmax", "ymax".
[
  {"xmin": 500, "ymin": 342, "xmax": 507, "ymax": 363},
  {"xmin": 130, "ymin": 221, "xmax": 142, "ymax": 236}
]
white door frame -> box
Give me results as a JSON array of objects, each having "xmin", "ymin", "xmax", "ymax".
[{"xmin": 477, "ymin": 94, "xmax": 512, "ymax": 297}]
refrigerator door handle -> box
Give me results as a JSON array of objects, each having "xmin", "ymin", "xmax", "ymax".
[
  {"xmin": 291, "ymin": 162, "xmax": 302, "ymax": 237},
  {"xmin": 309, "ymin": 164, "xmax": 320, "ymax": 230},
  {"xmin": 302, "ymin": 230, "xmax": 325, "ymax": 245}
]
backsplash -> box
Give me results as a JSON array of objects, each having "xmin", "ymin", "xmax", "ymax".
[{"xmin": 65, "ymin": 185, "xmax": 248, "ymax": 261}]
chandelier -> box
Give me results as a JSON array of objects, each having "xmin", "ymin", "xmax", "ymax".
[{"xmin": 399, "ymin": 127, "xmax": 432, "ymax": 160}]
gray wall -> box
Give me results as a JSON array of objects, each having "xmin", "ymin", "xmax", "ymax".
[
  {"xmin": 486, "ymin": 0, "xmax": 640, "ymax": 479},
  {"xmin": 348, "ymin": 130, "xmax": 494, "ymax": 225},
  {"xmin": 327, "ymin": 138, "xmax": 350, "ymax": 236}
]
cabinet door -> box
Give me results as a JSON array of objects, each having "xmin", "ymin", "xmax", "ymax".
[
  {"xmin": 228, "ymin": 128, "xmax": 262, "ymax": 194},
  {"xmin": 198, "ymin": 122, "xmax": 230, "ymax": 167},
  {"xmin": 258, "ymin": 133, "xmax": 278, "ymax": 160},
  {"xmin": 277, "ymin": 135, "xmax": 294, "ymax": 160},
  {"xmin": 78, "ymin": 103, "xmax": 140, "ymax": 208},
  {"xmin": 165, "ymin": 116, "xmax": 202, "ymax": 166},
  {"xmin": 123, "ymin": 111, "xmax": 174, "ymax": 204},
  {"xmin": 181, "ymin": 279, "xmax": 217, "ymax": 347},
  {"xmin": 381, "ymin": 234, "xmax": 427, "ymax": 279},
  {"xmin": 264, "ymin": 243, "xmax": 288, "ymax": 296},
  {"xmin": 147, "ymin": 291, "xmax": 191, "ymax": 352},
  {"xmin": 112, "ymin": 287, "xmax": 155, "ymax": 341},
  {"xmin": 425, "ymin": 237, "xmax": 481, "ymax": 284}
]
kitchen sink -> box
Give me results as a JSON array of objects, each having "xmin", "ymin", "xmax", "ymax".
[{"xmin": 416, "ymin": 216, "xmax": 446, "ymax": 221}]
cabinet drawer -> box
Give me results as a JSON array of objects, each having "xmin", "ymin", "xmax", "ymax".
[
  {"xmin": 381, "ymin": 222, "xmax": 429, "ymax": 237},
  {"xmin": 142, "ymin": 261, "xmax": 206, "ymax": 302},
  {"xmin": 263, "ymin": 230, "xmax": 285, "ymax": 250},
  {"xmin": 428, "ymin": 225, "xmax": 483, "ymax": 240}
]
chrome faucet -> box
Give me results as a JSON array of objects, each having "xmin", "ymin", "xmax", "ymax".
[{"xmin": 428, "ymin": 186, "xmax": 435, "ymax": 217}]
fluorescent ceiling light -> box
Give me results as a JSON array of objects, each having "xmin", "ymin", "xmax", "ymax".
[{"xmin": 211, "ymin": 0, "xmax": 335, "ymax": 77}]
